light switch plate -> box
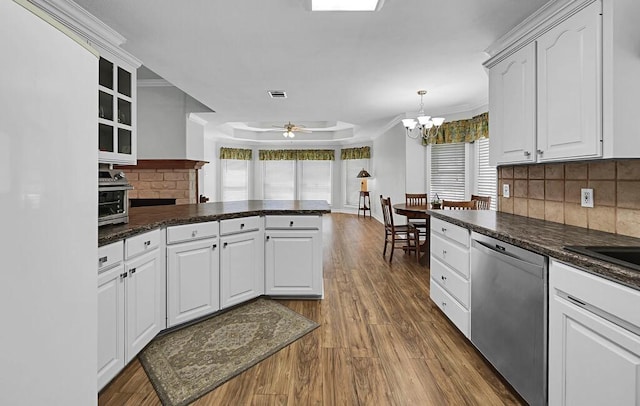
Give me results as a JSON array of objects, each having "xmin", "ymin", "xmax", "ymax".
[
  {"xmin": 503, "ymin": 183, "xmax": 510, "ymax": 198},
  {"xmin": 581, "ymin": 188, "xmax": 594, "ymax": 208}
]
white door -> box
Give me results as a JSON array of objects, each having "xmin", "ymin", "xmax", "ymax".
[
  {"xmin": 489, "ymin": 41, "xmax": 537, "ymax": 165},
  {"xmin": 167, "ymin": 238, "xmax": 219, "ymax": 327},
  {"xmin": 125, "ymin": 249, "xmax": 162, "ymax": 362},
  {"xmin": 265, "ymin": 230, "xmax": 322, "ymax": 296},
  {"xmin": 220, "ymin": 231, "xmax": 264, "ymax": 308},
  {"xmin": 549, "ymin": 295, "xmax": 640, "ymax": 406},
  {"xmin": 536, "ymin": 1, "xmax": 602, "ymax": 161},
  {"xmin": 97, "ymin": 265, "xmax": 125, "ymax": 390}
]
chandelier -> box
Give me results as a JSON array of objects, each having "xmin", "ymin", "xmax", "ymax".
[{"xmin": 401, "ymin": 90, "xmax": 445, "ymax": 141}]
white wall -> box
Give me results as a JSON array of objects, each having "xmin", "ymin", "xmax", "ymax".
[
  {"xmin": 405, "ymin": 135, "xmax": 426, "ymax": 194},
  {"xmin": 137, "ymin": 86, "xmax": 212, "ymax": 159},
  {"xmin": 1, "ymin": 2, "xmax": 97, "ymax": 404},
  {"xmin": 372, "ymin": 124, "xmax": 407, "ymax": 223}
]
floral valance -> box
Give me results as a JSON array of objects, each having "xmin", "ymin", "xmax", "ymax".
[
  {"xmin": 219, "ymin": 147, "xmax": 252, "ymax": 160},
  {"xmin": 423, "ymin": 112, "xmax": 489, "ymax": 145},
  {"xmin": 340, "ymin": 146, "xmax": 371, "ymax": 160},
  {"xmin": 258, "ymin": 149, "xmax": 335, "ymax": 161}
]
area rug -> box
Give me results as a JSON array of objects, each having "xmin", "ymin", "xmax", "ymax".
[{"xmin": 138, "ymin": 298, "xmax": 319, "ymax": 406}]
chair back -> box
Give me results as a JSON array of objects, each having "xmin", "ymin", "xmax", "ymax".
[
  {"xmin": 405, "ymin": 193, "xmax": 427, "ymax": 206},
  {"xmin": 442, "ymin": 200, "xmax": 476, "ymax": 210},
  {"xmin": 471, "ymin": 194, "xmax": 492, "ymax": 210},
  {"xmin": 380, "ymin": 195, "xmax": 395, "ymax": 228}
]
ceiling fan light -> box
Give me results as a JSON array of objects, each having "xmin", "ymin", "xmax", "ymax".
[{"xmin": 401, "ymin": 118, "xmax": 417, "ymax": 130}]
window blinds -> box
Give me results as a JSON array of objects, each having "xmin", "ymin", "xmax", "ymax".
[
  {"xmin": 475, "ymin": 138, "xmax": 497, "ymax": 210},
  {"xmin": 430, "ymin": 143, "xmax": 466, "ymax": 201}
]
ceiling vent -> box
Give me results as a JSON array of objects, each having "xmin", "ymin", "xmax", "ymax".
[{"xmin": 268, "ymin": 90, "xmax": 287, "ymax": 98}]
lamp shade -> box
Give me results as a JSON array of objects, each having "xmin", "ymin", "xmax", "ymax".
[{"xmin": 356, "ymin": 168, "xmax": 371, "ymax": 178}]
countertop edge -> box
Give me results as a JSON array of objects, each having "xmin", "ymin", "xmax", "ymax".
[{"xmin": 428, "ymin": 211, "xmax": 640, "ymax": 291}]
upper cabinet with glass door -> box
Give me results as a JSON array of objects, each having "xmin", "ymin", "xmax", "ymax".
[{"xmin": 98, "ymin": 51, "xmax": 138, "ymax": 164}]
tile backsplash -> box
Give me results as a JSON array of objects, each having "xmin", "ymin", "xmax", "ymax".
[{"xmin": 498, "ymin": 160, "xmax": 640, "ymax": 238}]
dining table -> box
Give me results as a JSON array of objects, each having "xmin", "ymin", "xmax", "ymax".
[{"xmin": 393, "ymin": 203, "xmax": 431, "ymax": 265}]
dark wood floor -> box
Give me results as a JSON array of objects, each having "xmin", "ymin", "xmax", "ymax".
[{"xmin": 98, "ymin": 213, "xmax": 523, "ymax": 405}]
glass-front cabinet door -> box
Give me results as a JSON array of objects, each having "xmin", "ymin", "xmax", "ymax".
[{"xmin": 98, "ymin": 54, "xmax": 137, "ymax": 164}]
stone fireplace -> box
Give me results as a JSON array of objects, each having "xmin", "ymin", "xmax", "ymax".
[{"xmin": 116, "ymin": 159, "xmax": 207, "ymax": 206}]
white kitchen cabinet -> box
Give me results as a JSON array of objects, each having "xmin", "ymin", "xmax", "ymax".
[
  {"xmin": 429, "ymin": 217, "xmax": 471, "ymax": 337},
  {"xmin": 97, "ymin": 241, "xmax": 125, "ymax": 391},
  {"xmin": 264, "ymin": 216, "xmax": 323, "ymax": 297},
  {"xmin": 166, "ymin": 222, "xmax": 220, "ymax": 327},
  {"xmin": 486, "ymin": 0, "xmax": 603, "ymax": 165},
  {"xmin": 536, "ymin": 1, "xmax": 602, "ymax": 162},
  {"xmin": 488, "ymin": 42, "xmax": 536, "ymax": 165},
  {"xmin": 549, "ymin": 259, "xmax": 640, "ymax": 406},
  {"xmin": 220, "ymin": 217, "xmax": 264, "ymax": 309}
]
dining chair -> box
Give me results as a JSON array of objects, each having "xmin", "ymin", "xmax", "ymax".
[
  {"xmin": 405, "ymin": 193, "xmax": 429, "ymax": 241},
  {"xmin": 380, "ymin": 195, "xmax": 419, "ymax": 263},
  {"xmin": 442, "ymin": 200, "xmax": 476, "ymax": 210},
  {"xmin": 471, "ymin": 194, "xmax": 492, "ymax": 210}
]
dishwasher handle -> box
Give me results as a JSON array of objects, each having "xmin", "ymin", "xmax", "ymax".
[{"xmin": 472, "ymin": 239, "xmax": 545, "ymax": 278}]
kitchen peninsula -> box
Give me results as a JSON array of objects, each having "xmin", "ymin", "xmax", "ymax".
[{"xmin": 97, "ymin": 200, "xmax": 330, "ymax": 390}]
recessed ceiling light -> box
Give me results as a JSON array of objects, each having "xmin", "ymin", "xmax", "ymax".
[{"xmin": 311, "ymin": 0, "xmax": 384, "ymax": 11}]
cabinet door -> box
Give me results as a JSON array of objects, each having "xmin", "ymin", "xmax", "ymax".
[
  {"xmin": 97, "ymin": 265, "xmax": 125, "ymax": 391},
  {"xmin": 125, "ymin": 249, "xmax": 163, "ymax": 362},
  {"xmin": 537, "ymin": 1, "xmax": 602, "ymax": 162},
  {"xmin": 489, "ymin": 42, "xmax": 537, "ymax": 165},
  {"xmin": 167, "ymin": 238, "xmax": 220, "ymax": 327},
  {"xmin": 549, "ymin": 294, "xmax": 640, "ymax": 406},
  {"xmin": 265, "ymin": 230, "xmax": 322, "ymax": 296},
  {"xmin": 220, "ymin": 230, "xmax": 264, "ymax": 309}
]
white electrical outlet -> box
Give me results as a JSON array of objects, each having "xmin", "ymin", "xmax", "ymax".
[
  {"xmin": 581, "ymin": 188, "xmax": 594, "ymax": 208},
  {"xmin": 503, "ymin": 183, "xmax": 510, "ymax": 198}
]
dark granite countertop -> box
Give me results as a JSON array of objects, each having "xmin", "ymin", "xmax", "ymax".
[
  {"xmin": 428, "ymin": 210, "xmax": 640, "ymax": 291},
  {"xmin": 99, "ymin": 200, "xmax": 331, "ymax": 246}
]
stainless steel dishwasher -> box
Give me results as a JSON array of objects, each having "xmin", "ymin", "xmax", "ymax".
[{"xmin": 470, "ymin": 232, "xmax": 548, "ymax": 406}]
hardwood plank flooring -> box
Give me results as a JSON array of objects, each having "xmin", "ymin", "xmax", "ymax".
[{"xmin": 99, "ymin": 213, "xmax": 524, "ymax": 405}]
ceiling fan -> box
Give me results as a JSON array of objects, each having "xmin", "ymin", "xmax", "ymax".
[{"xmin": 270, "ymin": 121, "xmax": 312, "ymax": 138}]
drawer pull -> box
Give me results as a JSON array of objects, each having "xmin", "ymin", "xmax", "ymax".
[
  {"xmin": 441, "ymin": 275, "xmax": 447, "ymax": 281},
  {"xmin": 129, "ymin": 268, "xmax": 136, "ymax": 275},
  {"xmin": 537, "ymin": 149, "xmax": 544, "ymax": 155},
  {"xmin": 192, "ymin": 230, "xmax": 198, "ymax": 237},
  {"xmin": 223, "ymin": 242, "xmax": 228, "ymax": 248},
  {"xmin": 144, "ymin": 240, "xmax": 151, "ymax": 247},
  {"xmin": 240, "ymin": 223, "xmax": 245, "ymax": 229},
  {"xmin": 290, "ymin": 221, "xmax": 294, "ymax": 227},
  {"xmin": 442, "ymin": 302, "xmax": 447, "ymax": 307},
  {"xmin": 266, "ymin": 236, "xmax": 270, "ymax": 241},
  {"xmin": 98, "ymin": 256, "xmax": 108, "ymax": 265},
  {"xmin": 524, "ymin": 151, "xmax": 531, "ymax": 157},
  {"xmin": 442, "ymin": 249, "xmax": 447, "ymax": 255},
  {"xmin": 441, "ymin": 227, "xmax": 447, "ymax": 232},
  {"xmin": 212, "ymin": 244, "xmax": 217, "ymax": 250},
  {"xmin": 120, "ymin": 272, "xmax": 127, "ymax": 279}
]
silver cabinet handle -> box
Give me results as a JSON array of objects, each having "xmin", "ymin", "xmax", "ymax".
[
  {"xmin": 441, "ymin": 227, "xmax": 446, "ymax": 232},
  {"xmin": 442, "ymin": 249, "xmax": 447, "ymax": 255},
  {"xmin": 120, "ymin": 272, "xmax": 127, "ymax": 279},
  {"xmin": 524, "ymin": 151, "xmax": 531, "ymax": 157},
  {"xmin": 212, "ymin": 244, "xmax": 217, "ymax": 250},
  {"xmin": 537, "ymin": 149, "xmax": 544, "ymax": 155},
  {"xmin": 223, "ymin": 242, "xmax": 228, "ymax": 248},
  {"xmin": 266, "ymin": 236, "xmax": 270, "ymax": 241},
  {"xmin": 99, "ymin": 256, "xmax": 108, "ymax": 265},
  {"xmin": 240, "ymin": 223, "xmax": 245, "ymax": 229},
  {"xmin": 441, "ymin": 275, "xmax": 447, "ymax": 281},
  {"xmin": 192, "ymin": 230, "xmax": 198, "ymax": 237},
  {"xmin": 129, "ymin": 268, "xmax": 136, "ymax": 275},
  {"xmin": 442, "ymin": 302, "xmax": 447, "ymax": 307},
  {"xmin": 289, "ymin": 221, "xmax": 294, "ymax": 227},
  {"xmin": 144, "ymin": 240, "xmax": 151, "ymax": 247}
]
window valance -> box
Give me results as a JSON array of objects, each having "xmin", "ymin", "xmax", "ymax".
[
  {"xmin": 424, "ymin": 112, "xmax": 489, "ymax": 145},
  {"xmin": 219, "ymin": 147, "xmax": 252, "ymax": 160},
  {"xmin": 340, "ymin": 146, "xmax": 371, "ymax": 160},
  {"xmin": 258, "ymin": 149, "xmax": 335, "ymax": 161}
]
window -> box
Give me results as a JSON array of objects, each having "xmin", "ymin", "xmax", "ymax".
[
  {"xmin": 344, "ymin": 159, "xmax": 369, "ymax": 206},
  {"xmin": 429, "ymin": 143, "xmax": 467, "ymax": 201},
  {"xmin": 220, "ymin": 159, "xmax": 249, "ymax": 201},
  {"xmin": 263, "ymin": 160, "xmax": 296, "ymax": 200},
  {"xmin": 475, "ymin": 138, "xmax": 497, "ymax": 209},
  {"xmin": 263, "ymin": 160, "xmax": 332, "ymax": 203},
  {"xmin": 300, "ymin": 160, "xmax": 332, "ymax": 203}
]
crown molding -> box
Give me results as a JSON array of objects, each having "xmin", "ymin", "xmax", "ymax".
[
  {"xmin": 188, "ymin": 113, "xmax": 209, "ymax": 126},
  {"xmin": 483, "ymin": 0, "xmax": 597, "ymax": 68},
  {"xmin": 28, "ymin": 0, "xmax": 141, "ymax": 67},
  {"xmin": 138, "ymin": 79, "xmax": 174, "ymax": 88}
]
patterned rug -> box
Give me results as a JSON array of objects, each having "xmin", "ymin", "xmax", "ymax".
[{"xmin": 138, "ymin": 298, "xmax": 319, "ymax": 406}]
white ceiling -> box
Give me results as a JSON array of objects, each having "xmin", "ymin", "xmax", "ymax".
[{"xmin": 73, "ymin": 0, "xmax": 548, "ymax": 142}]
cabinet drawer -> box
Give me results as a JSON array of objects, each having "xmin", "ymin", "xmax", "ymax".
[
  {"xmin": 431, "ymin": 257, "xmax": 470, "ymax": 308},
  {"xmin": 430, "ymin": 279, "xmax": 470, "ymax": 338},
  {"xmin": 98, "ymin": 241, "xmax": 123, "ymax": 273},
  {"xmin": 265, "ymin": 215, "xmax": 321, "ymax": 230},
  {"xmin": 125, "ymin": 229, "xmax": 161, "ymax": 259},
  {"xmin": 431, "ymin": 217, "xmax": 469, "ymax": 247},
  {"xmin": 430, "ymin": 233, "xmax": 470, "ymax": 278},
  {"xmin": 167, "ymin": 221, "xmax": 219, "ymax": 245},
  {"xmin": 551, "ymin": 259, "xmax": 640, "ymax": 331},
  {"xmin": 220, "ymin": 216, "xmax": 262, "ymax": 235}
]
